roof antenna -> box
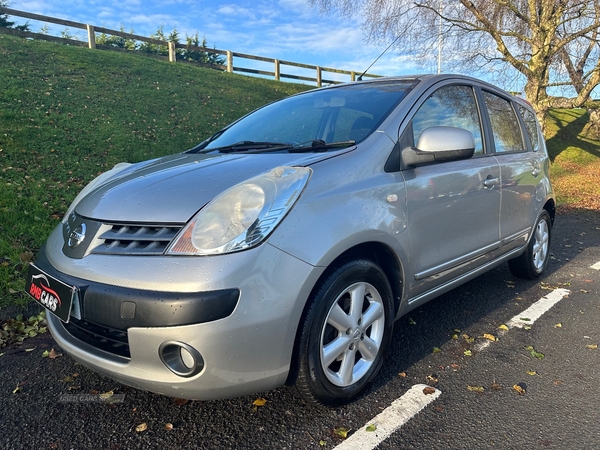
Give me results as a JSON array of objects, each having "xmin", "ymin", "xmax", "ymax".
[{"xmin": 357, "ymin": 35, "xmax": 402, "ymax": 81}]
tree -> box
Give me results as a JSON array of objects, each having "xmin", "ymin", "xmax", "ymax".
[
  {"xmin": 180, "ymin": 33, "xmax": 225, "ymax": 65},
  {"xmin": 96, "ymin": 26, "xmax": 136, "ymax": 50},
  {"xmin": 311, "ymin": 0, "xmax": 600, "ymax": 119},
  {"xmin": 0, "ymin": 0, "xmax": 29, "ymax": 30}
]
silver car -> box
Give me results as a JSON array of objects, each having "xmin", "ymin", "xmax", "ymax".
[{"xmin": 26, "ymin": 75, "xmax": 554, "ymax": 406}]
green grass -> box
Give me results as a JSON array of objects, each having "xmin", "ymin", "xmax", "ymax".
[
  {"xmin": 0, "ymin": 33, "xmax": 309, "ymax": 309},
  {"xmin": 545, "ymin": 108, "xmax": 600, "ymax": 208}
]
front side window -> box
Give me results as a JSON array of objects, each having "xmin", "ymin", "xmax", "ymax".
[
  {"xmin": 408, "ymin": 85, "xmax": 484, "ymax": 155},
  {"xmin": 483, "ymin": 91, "xmax": 524, "ymax": 153}
]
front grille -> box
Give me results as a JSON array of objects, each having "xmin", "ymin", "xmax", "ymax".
[
  {"xmin": 91, "ymin": 224, "xmax": 182, "ymax": 256},
  {"xmin": 64, "ymin": 318, "xmax": 131, "ymax": 358}
]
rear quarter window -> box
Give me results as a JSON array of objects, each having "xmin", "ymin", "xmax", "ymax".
[{"xmin": 518, "ymin": 105, "xmax": 540, "ymax": 152}]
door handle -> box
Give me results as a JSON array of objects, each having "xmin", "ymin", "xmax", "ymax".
[{"xmin": 483, "ymin": 177, "xmax": 499, "ymax": 189}]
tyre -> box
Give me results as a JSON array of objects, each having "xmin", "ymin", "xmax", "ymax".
[
  {"xmin": 294, "ymin": 259, "xmax": 394, "ymax": 406},
  {"xmin": 508, "ymin": 210, "xmax": 551, "ymax": 279}
]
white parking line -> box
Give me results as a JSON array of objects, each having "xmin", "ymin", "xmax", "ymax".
[
  {"xmin": 591, "ymin": 261, "xmax": 600, "ymax": 271},
  {"xmin": 507, "ymin": 288, "xmax": 571, "ymax": 329},
  {"xmin": 333, "ymin": 384, "xmax": 441, "ymax": 450},
  {"xmin": 335, "ymin": 288, "xmax": 569, "ymax": 449}
]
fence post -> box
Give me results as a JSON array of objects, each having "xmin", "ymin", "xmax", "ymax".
[
  {"xmin": 226, "ymin": 51, "xmax": 233, "ymax": 73},
  {"xmin": 274, "ymin": 59, "xmax": 280, "ymax": 81},
  {"xmin": 316, "ymin": 66, "xmax": 322, "ymax": 87},
  {"xmin": 86, "ymin": 25, "xmax": 96, "ymax": 49},
  {"xmin": 168, "ymin": 41, "xmax": 176, "ymax": 62}
]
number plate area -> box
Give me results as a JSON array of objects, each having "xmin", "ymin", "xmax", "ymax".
[{"xmin": 25, "ymin": 264, "xmax": 78, "ymax": 323}]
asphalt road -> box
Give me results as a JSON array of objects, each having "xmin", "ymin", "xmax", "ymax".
[{"xmin": 1, "ymin": 210, "xmax": 598, "ymax": 450}]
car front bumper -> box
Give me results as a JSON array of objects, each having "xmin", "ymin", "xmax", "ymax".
[{"xmin": 41, "ymin": 225, "xmax": 323, "ymax": 400}]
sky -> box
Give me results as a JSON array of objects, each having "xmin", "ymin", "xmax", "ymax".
[{"xmin": 8, "ymin": 0, "xmax": 438, "ymax": 84}]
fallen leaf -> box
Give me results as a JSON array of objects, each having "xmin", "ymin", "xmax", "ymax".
[
  {"xmin": 48, "ymin": 348, "xmax": 62, "ymax": 359},
  {"xmin": 450, "ymin": 363, "xmax": 460, "ymax": 370},
  {"xmin": 24, "ymin": 347, "xmax": 36, "ymax": 352},
  {"xmin": 365, "ymin": 424, "xmax": 377, "ymax": 432},
  {"xmin": 498, "ymin": 324, "xmax": 509, "ymax": 331},
  {"xmin": 398, "ymin": 372, "xmax": 407, "ymax": 377},
  {"xmin": 42, "ymin": 350, "xmax": 49, "ymax": 358},
  {"xmin": 423, "ymin": 386, "xmax": 436, "ymax": 395},
  {"xmin": 519, "ymin": 317, "xmax": 531, "ymax": 322},
  {"xmin": 527, "ymin": 371, "xmax": 537, "ymax": 376},
  {"xmin": 513, "ymin": 384, "xmax": 526, "ymax": 395},
  {"xmin": 319, "ymin": 440, "xmax": 326, "ymax": 446},
  {"xmin": 135, "ymin": 423, "xmax": 147, "ymax": 433},
  {"xmin": 99, "ymin": 390, "xmax": 114, "ymax": 400},
  {"xmin": 408, "ymin": 318, "xmax": 416, "ymax": 325},
  {"xmin": 164, "ymin": 423, "xmax": 174, "ymax": 431},
  {"xmin": 491, "ymin": 382, "xmax": 502, "ymax": 390},
  {"xmin": 482, "ymin": 333, "xmax": 496, "ymax": 341},
  {"xmin": 334, "ymin": 427, "xmax": 350, "ymax": 439},
  {"xmin": 62, "ymin": 376, "xmax": 75, "ymax": 383},
  {"xmin": 553, "ymin": 380, "xmax": 563, "ymax": 386},
  {"xmin": 464, "ymin": 350, "xmax": 473, "ymax": 357},
  {"xmin": 426, "ymin": 374, "xmax": 439, "ymax": 383},
  {"xmin": 13, "ymin": 384, "xmax": 22, "ymax": 394},
  {"xmin": 451, "ymin": 333, "xmax": 459, "ymax": 340},
  {"xmin": 252, "ymin": 398, "xmax": 267, "ymax": 407},
  {"xmin": 432, "ymin": 347, "xmax": 442, "ymax": 354},
  {"xmin": 586, "ymin": 344, "xmax": 598, "ymax": 350},
  {"xmin": 467, "ymin": 385, "xmax": 484, "ymax": 392},
  {"xmin": 173, "ymin": 398, "xmax": 189, "ymax": 406}
]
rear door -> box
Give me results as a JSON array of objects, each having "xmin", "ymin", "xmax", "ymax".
[{"xmin": 480, "ymin": 91, "xmax": 539, "ymax": 251}]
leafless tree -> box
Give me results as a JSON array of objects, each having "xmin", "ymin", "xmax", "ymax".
[{"xmin": 311, "ymin": 0, "xmax": 600, "ymax": 120}]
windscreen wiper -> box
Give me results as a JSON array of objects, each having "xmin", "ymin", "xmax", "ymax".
[
  {"xmin": 204, "ymin": 141, "xmax": 293, "ymax": 153},
  {"xmin": 288, "ymin": 140, "xmax": 356, "ymax": 153}
]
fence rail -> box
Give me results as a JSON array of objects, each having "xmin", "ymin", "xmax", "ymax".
[{"xmin": 0, "ymin": 7, "xmax": 382, "ymax": 86}]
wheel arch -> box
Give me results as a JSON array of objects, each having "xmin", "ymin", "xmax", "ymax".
[{"xmin": 286, "ymin": 241, "xmax": 404, "ymax": 386}]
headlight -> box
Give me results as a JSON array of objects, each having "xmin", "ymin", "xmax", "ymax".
[
  {"xmin": 167, "ymin": 166, "xmax": 311, "ymax": 255},
  {"xmin": 62, "ymin": 162, "xmax": 133, "ymax": 223}
]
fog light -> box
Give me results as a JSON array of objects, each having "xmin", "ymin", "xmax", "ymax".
[{"xmin": 159, "ymin": 341, "xmax": 204, "ymax": 377}]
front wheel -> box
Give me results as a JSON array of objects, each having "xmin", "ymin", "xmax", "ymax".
[
  {"xmin": 294, "ymin": 259, "xmax": 394, "ymax": 406},
  {"xmin": 508, "ymin": 210, "xmax": 552, "ymax": 279}
]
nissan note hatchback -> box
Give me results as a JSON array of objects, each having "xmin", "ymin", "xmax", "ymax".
[{"xmin": 26, "ymin": 75, "xmax": 555, "ymax": 406}]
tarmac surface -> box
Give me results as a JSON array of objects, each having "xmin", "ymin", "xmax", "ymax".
[{"xmin": 1, "ymin": 209, "xmax": 598, "ymax": 449}]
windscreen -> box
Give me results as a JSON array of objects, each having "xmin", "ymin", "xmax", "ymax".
[{"xmin": 202, "ymin": 81, "xmax": 416, "ymax": 150}]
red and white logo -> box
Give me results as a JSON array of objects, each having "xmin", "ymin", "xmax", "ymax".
[{"xmin": 29, "ymin": 274, "xmax": 62, "ymax": 311}]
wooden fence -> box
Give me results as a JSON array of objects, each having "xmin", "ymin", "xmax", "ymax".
[{"xmin": 0, "ymin": 7, "xmax": 382, "ymax": 86}]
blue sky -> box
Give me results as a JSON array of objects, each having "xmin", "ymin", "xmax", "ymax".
[{"xmin": 8, "ymin": 0, "xmax": 434, "ymax": 83}]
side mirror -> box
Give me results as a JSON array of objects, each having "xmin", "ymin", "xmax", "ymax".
[{"xmin": 401, "ymin": 126, "xmax": 475, "ymax": 169}]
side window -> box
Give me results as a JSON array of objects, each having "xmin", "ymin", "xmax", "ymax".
[
  {"xmin": 409, "ymin": 85, "xmax": 484, "ymax": 155},
  {"xmin": 518, "ymin": 105, "xmax": 540, "ymax": 152},
  {"xmin": 483, "ymin": 91, "xmax": 524, "ymax": 153}
]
